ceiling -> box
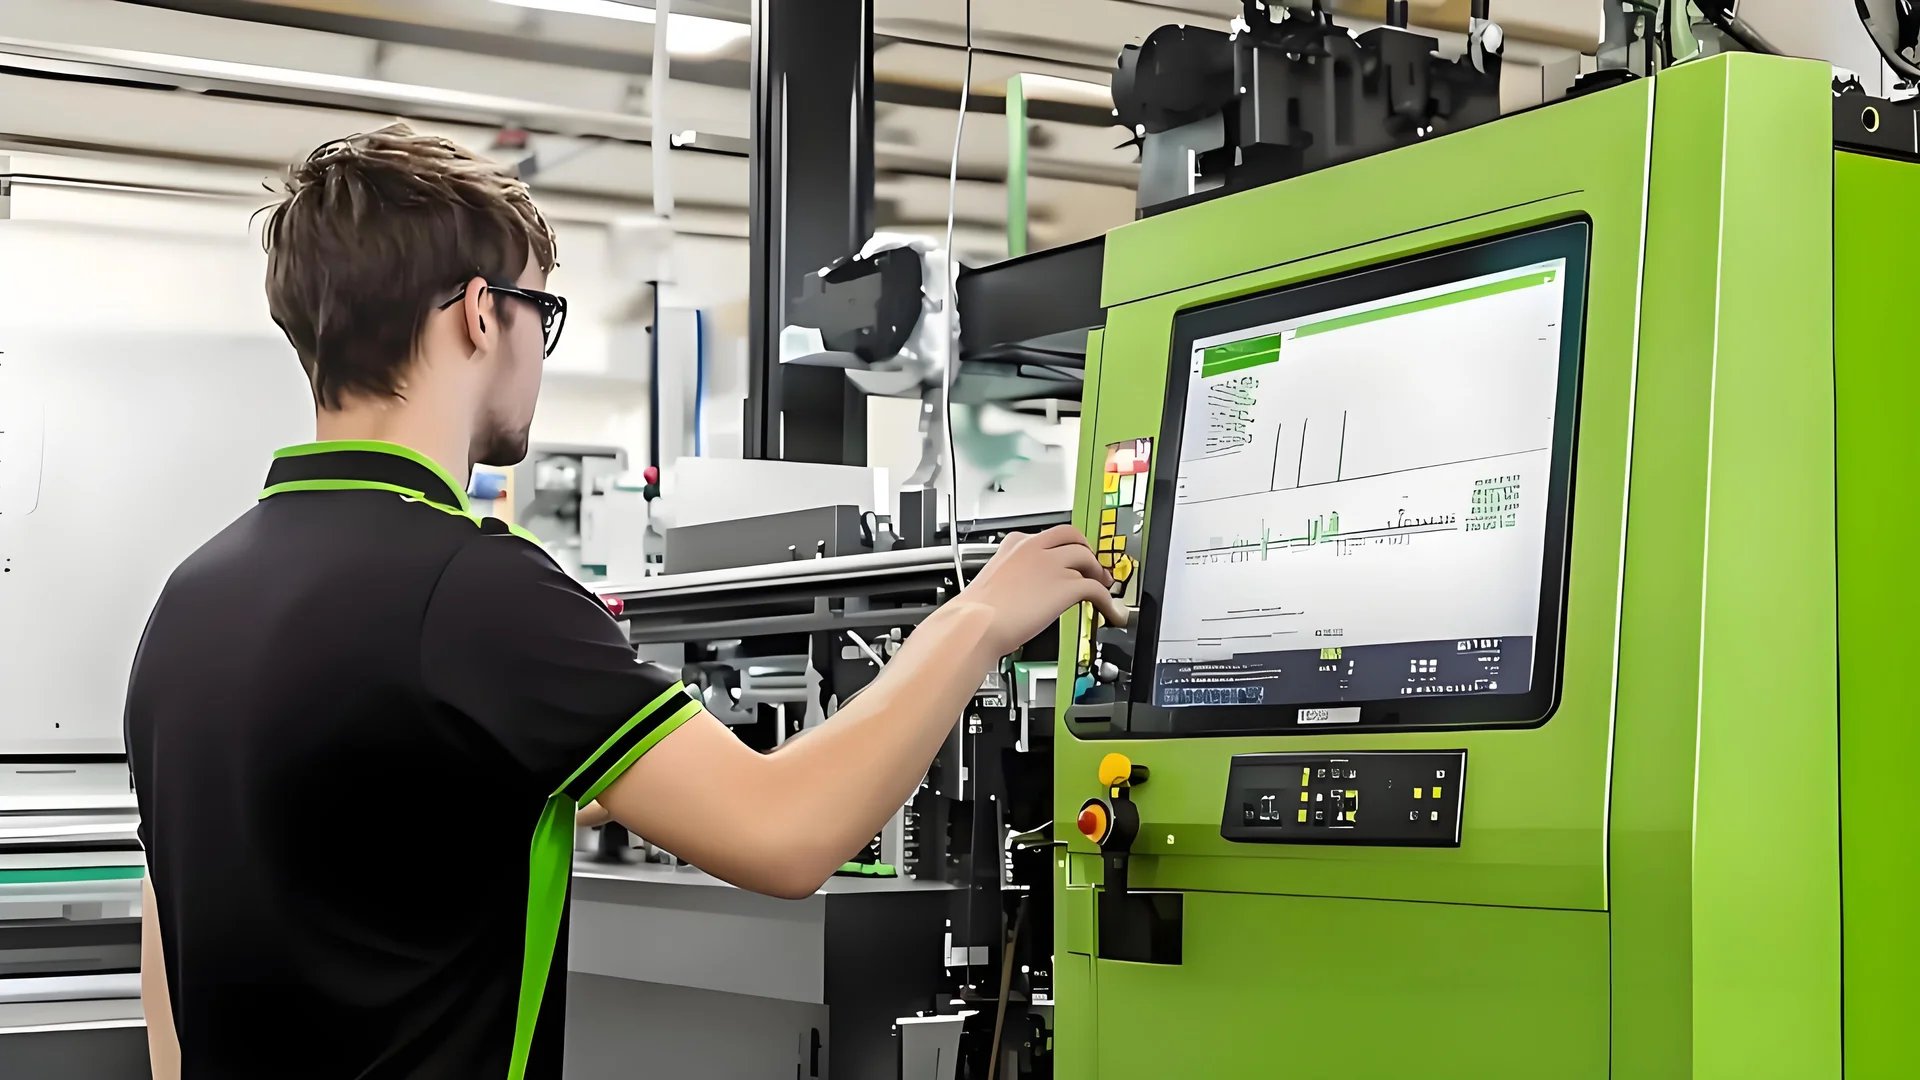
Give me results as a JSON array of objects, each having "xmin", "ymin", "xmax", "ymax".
[
  {"xmin": 0, "ymin": 0, "xmax": 1205, "ymax": 258},
  {"xmin": 0, "ymin": 1, "xmax": 1885, "ymax": 261}
]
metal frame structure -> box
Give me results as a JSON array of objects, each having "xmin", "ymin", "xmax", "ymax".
[
  {"xmin": 743, "ymin": 0, "xmax": 875, "ymax": 465},
  {"xmin": 741, "ymin": 1, "xmax": 1111, "ymax": 465}
]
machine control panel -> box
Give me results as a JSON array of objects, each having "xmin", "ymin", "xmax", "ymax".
[{"xmin": 1220, "ymin": 750, "xmax": 1466, "ymax": 847}]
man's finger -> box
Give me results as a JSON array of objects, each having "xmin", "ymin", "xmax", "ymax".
[
  {"xmin": 1031, "ymin": 523, "xmax": 1095, "ymax": 550},
  {"xmin": 1078, "ymin": 580, "xmax": 1129, "ymax": 627},
  {"xmin": 1052, "ymin": 543, "xmax": 1113, "ymax": 588}
]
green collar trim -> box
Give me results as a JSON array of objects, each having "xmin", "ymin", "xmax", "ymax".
[
  {"xmin": 272, "ymin": 440, "xmax": 474, "ymax": 514},
  {"xmin": 257, "ymin": 479, "xmax": 546, "ymax": 549},
  {"xmin": 260, "ymin": 479, "xmax": 430, "ymax": 502}
]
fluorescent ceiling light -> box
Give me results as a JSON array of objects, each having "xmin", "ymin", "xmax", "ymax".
[
  {"xmin": 1017, "ymin": 72, "xmax": 1113, "ymax": 109},
  {"xmin": 493, "ymin": 0, "xmax": 750, "ymax": 57}
]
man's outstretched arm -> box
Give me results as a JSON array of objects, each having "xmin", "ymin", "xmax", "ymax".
[
  {"xmin": 141, "ymin": 872, "xmax": 180, "ymax": 1080},
  {"xmin": 597, "ymin": 526, "xmax": 1122, "ymax": 899}
]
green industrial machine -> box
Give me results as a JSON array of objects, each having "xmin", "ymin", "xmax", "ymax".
[{"xmin": 1053, "ymin": 53, "xmax": 1917, "ymax": 1078}]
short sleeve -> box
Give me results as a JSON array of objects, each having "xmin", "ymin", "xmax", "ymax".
[{"xmin": 421, "ymin": 534, "xmax": 700, "ymax": 805}]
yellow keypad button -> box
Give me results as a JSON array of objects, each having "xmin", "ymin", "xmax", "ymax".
[
  {"xmin": 1300, "ymin": 768, "xmax": 1310, "ymax": 786},
  {"xmin": 1344, "ymin": 811, "xmax": 1356, "ymax": 822},
  {"xmin": 1345, "ymin": 790, "xmax": 1358, "ymax": 799},
  {"xmin": 1300, "ymin": 792, "xmax": 1310, "ymax": 803},
  {"xmin": 1103, "ymin": 473, "xmax": 1120, "ymax": 493},
  {"xmin": 1431, "ymin": 787, "xmax": 1443, "ymax": 799},
  {"xmin": 1297, "ymin": 809, "xmax": 1308, "ymax": 824},
  {"xmin": 1101, "ymin": 508, "xmax": 1117, "ymax": 525},
  {"xmin": 1414, "ymin": 788, "xmax": 1422, "ymax": 800}
]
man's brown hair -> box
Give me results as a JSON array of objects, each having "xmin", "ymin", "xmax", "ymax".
[{"xmin": 261, "ymin": 123, "xmax": 558, "ymax": 409}]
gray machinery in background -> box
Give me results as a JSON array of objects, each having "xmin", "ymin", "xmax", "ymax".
[
  {"xmin": 573, "ymin": 509, "xmax": 1059, "ymax": 1080},
  {"xmin": 507, "ymin": 442, "xmax": 626, "ymax": 581}
]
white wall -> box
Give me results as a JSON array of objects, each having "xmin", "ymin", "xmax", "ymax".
[
  {"xmin": 0, "ymin": 164, "xmax": 753, "ymax": 471},
  {"xmin": 1744, "ymin": 0, "xmax": 1892, "ymax": 90}
]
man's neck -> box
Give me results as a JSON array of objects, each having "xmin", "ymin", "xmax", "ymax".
[{"xmin": 314, "ymin": 404, "xmax": 473, "ymax": 488}]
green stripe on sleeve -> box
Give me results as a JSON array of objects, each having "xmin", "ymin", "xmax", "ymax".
[
  {"xmin": 506, "ymin": 690, "xmax": 703, "ymax": 1077},
  {"xmin": 556, "ymin": 683, "xmax": 692, "ymax": 801},
  {"xmin": 577, "ymin": 700, "xmax": 702, "ymax": 806},
  {"xmin": 507, "ymin": 794, "xmax": 574, "ymax": 1080}
]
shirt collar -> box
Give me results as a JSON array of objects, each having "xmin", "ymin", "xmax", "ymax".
[{"xmin": 261, "ymin": 441, "xmax": 474, "ymax": 513}]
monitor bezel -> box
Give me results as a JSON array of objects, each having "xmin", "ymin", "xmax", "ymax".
[{"xmin": 1127, "ymin": 218, "xmax": 1592, "ymax": 736}]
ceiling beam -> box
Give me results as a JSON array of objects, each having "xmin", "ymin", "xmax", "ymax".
[{"xmin": 113, "ymin": 0, "xmax": 1120, "ymax": 126}]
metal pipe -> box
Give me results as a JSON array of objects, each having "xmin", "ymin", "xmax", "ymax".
[
  {"xmin": 1005, "ymin": 74, "xmax": 1029, "ymax": 258},
  {"xmin": 0, "ymin": 35, "xmax": 657, "ymax": 143},
  {"xmin": 1703, "ymin": 9, "xmax": 1781, "ymax": 56},
  {"xmin": 651, "ymin": 0, "xmax": 676, "ymax": 216}
]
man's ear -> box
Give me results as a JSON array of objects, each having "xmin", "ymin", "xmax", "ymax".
[{"xmin": 462, "ymin": 276, "xmax": 495, "ymax": 351}]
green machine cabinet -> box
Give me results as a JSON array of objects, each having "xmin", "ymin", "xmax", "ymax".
[{"xmin": 1054, "ymin": 54, "xmax": 1917, "ymax": 1079}]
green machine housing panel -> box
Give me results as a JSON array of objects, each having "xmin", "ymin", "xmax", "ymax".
[
  {"xmin": 1061, "ymin": 65, "xmax": 1657, "ymax": 917},
  {"xmin": 1055, "ymin": 54, "xmax": 1900, "ymax": 1079},
  {"xmin": 1834, "ymin": 151, "xmax": 1920, "ymax": 1080}
]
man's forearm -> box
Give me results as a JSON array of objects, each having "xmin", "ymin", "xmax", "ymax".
[
  {"xmin": 754, "ymin": 601, "xmax": 1000, "ymax": 879},
  {"xmin": 141, "ymin": 874, "xmax": 181, "ymax": 1080},
  {"xmin": 602, "ymin": 526, "xmax": 1116, "ymax": 899}
]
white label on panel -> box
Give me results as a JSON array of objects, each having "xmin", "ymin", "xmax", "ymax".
[{"xmin": 1298, "ymin": 707, "xmax": 1362, "ymax": 725}]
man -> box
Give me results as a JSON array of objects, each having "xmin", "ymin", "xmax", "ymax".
[{"xmin": 125, "ymin": 124, "xmax": 1122, "ymax": 1079}]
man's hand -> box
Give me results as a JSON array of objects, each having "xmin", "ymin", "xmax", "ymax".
[
  {"xmin": 596, "ymin": 522, "xmax": 1124, "ymax": 899},
  {"xmin": 576, "ymin": 802, "xmax": 612, "ymax": 829},
  {"xmin": 954, "ymin": 524, "xmax": 1127, "ymax": 657}
]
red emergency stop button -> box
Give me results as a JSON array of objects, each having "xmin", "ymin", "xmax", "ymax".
[{"xmin": 1076, "ymin": 799, "xmax": 1111, "ymax": 844}]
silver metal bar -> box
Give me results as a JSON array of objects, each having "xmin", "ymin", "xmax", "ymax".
[
  {"xmin": 0, "ymin": 975, "xmax": 141, "ymax": 1006},
  {"xmin": 0, "ymin": 823, "xmax": 138, "ymax": 844},
  {"xmin": 875, "ymin": 146, "xmax": 1136, "ymax": 188},
  {"xmin": 0, "ymin": 878, "xmax": 141, "ymax": 905},
  {"xmin": 669, "ymin": 130, "xmax": 753, "ymax": 156},
  {"xmin": 599, "ymin": 543, "xmax": 998, "ymax": 601},
  {"xmin": 0, "ymin": 795, "xmax": 136, "ymax": 814}
]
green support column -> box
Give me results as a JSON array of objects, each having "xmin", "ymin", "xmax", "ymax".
[{"xmin": 1006, "ymin": 74, "xmax": 1029, "ymax": 258}]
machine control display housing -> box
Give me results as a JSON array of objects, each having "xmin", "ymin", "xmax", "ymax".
[
  {"xmin": 1220, "ymin": 750, "xmax": 1466, "ymax": 846},
  {"xmin": 1120, "ymin": 221, "xmax": 1589, "ymax": 737}
]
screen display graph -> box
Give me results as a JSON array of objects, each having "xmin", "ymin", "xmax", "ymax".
[{"xmin": 1150, "ymin": 249, "xmax": 1574, "ymax": 712}]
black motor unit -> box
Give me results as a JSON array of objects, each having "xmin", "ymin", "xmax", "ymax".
[{"xmin": 1114, "ymin": 0, "xmax": 1505, "ymax": 215}]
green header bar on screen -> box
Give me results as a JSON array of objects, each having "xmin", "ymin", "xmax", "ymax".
[
  {"xmin": 1198, "ymin": 267, "xmax": 1559, "ymax": 380},
  {"xmin": 1294, "ymin": 269, "xmax": 1558, "ymax": 340},
  {"xmin": 1200, "ymin": 333, "xmax": 1282, "ymax": 378}
]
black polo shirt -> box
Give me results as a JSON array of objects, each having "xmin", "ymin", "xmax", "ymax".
[{"xmin": 125, "ymin": 441, "xmax": 696, "ymax": 1079}]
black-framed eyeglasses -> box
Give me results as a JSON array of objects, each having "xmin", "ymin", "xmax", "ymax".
[{"xmin": 438, "ymin": 282, "xmax": 568, "ymax": 358}]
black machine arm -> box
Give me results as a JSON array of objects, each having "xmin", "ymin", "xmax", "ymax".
[{"xmin": 1113, "ymin": 0, "xmax": 1507, "ymax": 215}]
